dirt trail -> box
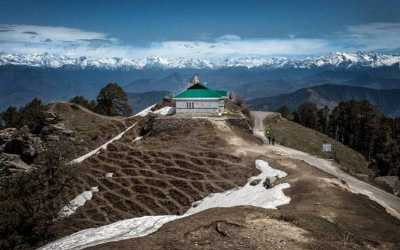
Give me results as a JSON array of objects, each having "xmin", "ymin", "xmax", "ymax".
[{"xmin": 249, "ymin": 111, "xmax": 400, "ymax": 220}]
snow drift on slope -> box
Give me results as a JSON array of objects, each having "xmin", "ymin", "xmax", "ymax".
[
  {"xmin": 39, "ymin": 160, "xmax": 290, "ymax": 250},
  {"xmin": 58, "ymin": 187, "xmax": 99, "ymax": 218},
  {"xmin": 69, "ymin": 103, "xmax": 168, "ymax": 165},
  {"xmin": 69, "ymin": 122, "xmax": 137, "ymax": 164}
]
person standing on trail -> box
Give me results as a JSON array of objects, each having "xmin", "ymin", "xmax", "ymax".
[{"xmin": 265, "ymin": 128, "xmax": 271, "ymax": 144}]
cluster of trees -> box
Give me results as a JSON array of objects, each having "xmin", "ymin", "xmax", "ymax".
[
  {"xmin": 70, "ymin": 82, "xmax": 132, "ymax": 116},
  {"xmin": 0, "ymin": 151, "xmax": 76, "ymax": 249},
  {"xmin": 0, "ymin": 83, "xmax": 132, "ymax": 130},
  {"xmin": 277, "ymin": 101, "xmax": 400, "ymax": 178},
  {"xmin": 0, "ymin": 98, "xmax": 47, "ymax": 132}
]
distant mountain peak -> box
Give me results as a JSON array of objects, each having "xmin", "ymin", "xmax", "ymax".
[{"xmin": 1, "ymin": 51, "xmax": 400, "ymax": 70}]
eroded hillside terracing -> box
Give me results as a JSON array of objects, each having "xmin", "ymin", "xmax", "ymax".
[
  {"xmin": 51, "ymin": 113, "xmax": 259, "ymax": 238},
  {"xmin": 37, "ymin": 106, "xmax": 400, "ymax": 250}
]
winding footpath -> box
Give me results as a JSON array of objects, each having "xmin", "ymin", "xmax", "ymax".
[{"xmin": 250, "ymin": 111, "xmax": 400, "ymax": 220}]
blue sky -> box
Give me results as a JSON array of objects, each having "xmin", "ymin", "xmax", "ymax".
[{"xmin": 1, "ymin": 0, "xmax": 400, "ymax": 58}]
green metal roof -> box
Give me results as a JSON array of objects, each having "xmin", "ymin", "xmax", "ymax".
[
  {"xmin": 174, "ymin": 84, "xmax": 227, "ymax": 99},
  {"xmin": 215, "ymin": 90, "xmax": 228, "ymax": 97}
]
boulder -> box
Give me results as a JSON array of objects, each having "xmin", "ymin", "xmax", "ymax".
[
  {"xmin": 51, "ymin": 123, "xmax": 74, "ymax": 136},
  {"xmin": 263, "ymin": 178, "xmax": 272, "ymax": 189},
  {"xmin": 44, "ymin": 111, "xmax": 61, "ymax": 124},
  {"xmin": 263, "ymin": 176, "xmax": 279, "ymax": 189},
  {"xmin": 0, "ymin": 153, "xmax": 33, "ymax": 176},
  {"xmin": 3, "ymin": 130, "xmax": 44, "ymax": 164},
  {"xmin": 249, "ymin": 179, "xmax": 261, "ymax": 186},
  {"xmin": 0, "ymin": 128, "xmax": 17, "ymax": 149}
]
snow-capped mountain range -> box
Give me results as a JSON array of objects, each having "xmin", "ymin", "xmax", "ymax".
[{"xmin": 0, "ymin": 51, "xmax": 400, "ymax": 70}]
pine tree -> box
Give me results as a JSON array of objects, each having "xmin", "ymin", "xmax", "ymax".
[
  {"xmin": 296, "ymin": 102, "xmax": 319, "ymax": 130},
  {"xmin": 317, "ymin": 105, "xmax": 329, "ymax": 133},
  {"xmin": 95, "ymin": 83, "xmax": 132, "ymax": 116}
]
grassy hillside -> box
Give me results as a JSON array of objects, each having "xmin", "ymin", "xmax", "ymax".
[
  {"xmin": 264, "ymin": 114, "xmax": 373, "ymax": 178},
  {"xmin": 47, "ymin": 102, "xmax": 137, "ymax": 161}
]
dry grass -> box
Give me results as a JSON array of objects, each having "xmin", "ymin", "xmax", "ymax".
[
  {"xmin": 47, "ymin": 102, "xmax": 138, "ymax": 161},
  {"xmin": 50, "ymin": 117, "xmax": 257, "ymax": 238}
]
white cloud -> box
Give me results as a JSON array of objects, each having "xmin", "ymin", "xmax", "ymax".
[
  {"xmin": 0, "ymin": 24, "xmax": 336, "ymax": 58},
  {"xmin": 1, "ymin": 23, "xmax": 400, "ymax": 59},
  {"xmin": 0, "ymin": 24, "xmax": 113, "ymax": 44},
  {"xmin": 145, "ymin": 38, "xmax": 332, "ymax": 58},
  {"xmin": 340, "ymin": 22, "xmax": 400, "ymax": 50}
]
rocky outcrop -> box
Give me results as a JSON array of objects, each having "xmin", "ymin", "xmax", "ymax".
[
  {"xmin": 0, "ymin": 153, "xmax": 33, "ymax": 176},
  {"xmin": 3, "ymin": 127, "xmax": 45, "ymax": 164},
  {"xmin": 0, "ymin": 128, "xmax": 43, "ymax": 176},
  {"xmin": 41, "ymin": 122, "xmax": 74, "ymax": 137},
  {"xmin": 0, "ymin": 128, "xmax": 17, "ymax": 150},
  {"xmin": 0, "ymin": 111, "xmax": 77, "ymax": 177},
  {"xmin": 137, "ymin": 114, "xmax": 156, "ymax": 136}
]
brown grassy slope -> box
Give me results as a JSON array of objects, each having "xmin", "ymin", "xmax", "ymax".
[
  {"xmin": 50, "ymin": 116, "xmax": 258, "ymax": 238},
  {"xmin": 89, "ymin": 157, "xmax": 400, "ymax": 250},
  {"xmin": 264, "ymin": 115, "xmax": 372, "ymax": 178},
  {"xmin": 46, "ymin": 102, "xmax": 137, "ymax": 161}
]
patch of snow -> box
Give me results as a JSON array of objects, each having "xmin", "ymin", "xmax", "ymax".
[
  {"xmin": 69, "ymin": 104, "xmax": 163, "ymax": 165},
  {"xmin": 69, "ymin": 123, "xmax": 137, "ymax": 164},
  {"xmin": 132, "ymin": 136, "xmax": 142, "ymax": 143},
  {"xmin": 41, "ymin": 215, "xmax": 179, "ymax": 250},
  {"xmin": 187, "ymin": 160, "xmax": 290, "ymax": 213},
  {"xmin": 133, "ymin": 104, "xmax": 156, "ymax": 117},
  {"xmin": 153, "ymin": 106, "xmax": 175, "ymax": 116},
  {"xmin": 58, "ymin": 187, "xmax": 99, "ymax": 218},
  {"xmin": 39, "ymin": 160, "xmax": 290, "ymax": 250},
  {"xmin": 134, "ymin": 105, "xmax": 175, "ymax": 117},
  {"xmin": 105, "ymin": 173, "xmax": 113, "ymax": 178}
]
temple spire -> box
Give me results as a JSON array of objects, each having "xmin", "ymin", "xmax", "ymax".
[{"xmin": 190, "ymin": 74, "xmax": 200, "ymax": 86}]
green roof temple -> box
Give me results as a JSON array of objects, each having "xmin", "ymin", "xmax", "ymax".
[{"xmin": 173, "ymin": 75, "xmax": 228, "ymax": 114}]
